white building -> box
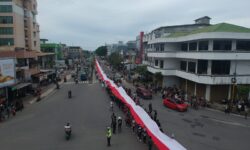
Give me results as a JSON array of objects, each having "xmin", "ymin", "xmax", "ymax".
[{"xmin": 144, "ymin": 16, "xmax": 250, "ymax": 102}]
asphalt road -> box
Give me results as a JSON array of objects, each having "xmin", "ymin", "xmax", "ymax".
[
  {"xmin": 99, "ymin": 60, "xmax": 250, "ymax": 150},
  {"xmin": 0, "ymin": 78, "xmax": 151, "ymax": 150}
]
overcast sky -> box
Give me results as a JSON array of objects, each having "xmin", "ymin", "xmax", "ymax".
[{"xmin": 37, "ymin": 0, "xmax": 250, "ymax": 51}]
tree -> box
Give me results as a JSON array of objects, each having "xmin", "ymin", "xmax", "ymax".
[
  {"xmin": 237, "ymin": 85, "xmax": 250, "ymax": 100},
  {"xmin": 108, "ymin": 52, "xmax": 123, "ymax": 69},
  {"xmin": 154, "ymin": 72, "xmax": 163, "ymax": 87},
  {"xmin": 95, "ymin": 46, "xmax": 107, "ymax": 56}
]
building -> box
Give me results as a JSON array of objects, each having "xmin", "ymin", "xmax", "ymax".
[
  {"xmin": 66, "ymin": 46, "xmax": 83, "ymax": 62},
  {"xmin": 144, "ymin": 16, "xmax": 250, "ymax": 102},
  {"xmin": 106, "ymin": 41, "xmax": 128, "ymax": 56},
  {"xmin": 0, "ymin": 0, "xmax": 45, "ymax": 103}
]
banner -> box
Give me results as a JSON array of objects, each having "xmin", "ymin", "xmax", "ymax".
[
  {"xmin": 0, "ymin": 58, "xmax": 15, "ymax": 88},
  {"xmin": 95, "ymin": 59, "xmax": 186, "ymax": 150}
]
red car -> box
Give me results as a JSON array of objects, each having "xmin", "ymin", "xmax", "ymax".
[
  {"xmin": 136, "ymin": 87, "xmax": 152, "ymax": 99},
  {"xmin": 163, "ymin": 98, "xmax": 188, "ymax": 112}
]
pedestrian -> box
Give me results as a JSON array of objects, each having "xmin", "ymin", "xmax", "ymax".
[
  {"xmin": 148, "ymin": 136, "xmax": 153, "ymax": 150},
  {"xmin": 156, "ymin": 119, "xmax": 161, "ymax": 128},
  {"xmin": 137, "ymin": 126, "xmax": 142, "ymax": 141},
  {"xmin": 132, "ymin": 119, "xmax": 136, "ymax": 132},
  {"xmin": 153, "ymin": 110, "xmax": 157, "ymax": 121},
  {"xmin": 106, "ymin": 127, "xmax": 112, "ymax": 146},
  {"xmin": 148, "ymin": 103, "xmax": 152, "ymax": 114},
  {"xmin": 142, "ymin": 128, "xmax": 147, "ymax": 143},
  {"xmin": 245, "ymin": 105, "xmax": 248, "ymax": 119},
  {"xmin": 118, "ymin": 116, "xmax": 122, "ymax": 133}
]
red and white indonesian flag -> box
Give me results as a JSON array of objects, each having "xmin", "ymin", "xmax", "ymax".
[{"xmin": 95, "ymin": 59, "xmax": 186, "ymax": 150}]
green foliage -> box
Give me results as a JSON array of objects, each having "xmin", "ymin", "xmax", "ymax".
[
  {"xmin": 135, "ymin": 65, "xmax": 147, "ymax": 75},
  {"xmin": 108, "ymin": 52, "xmax": 123, "ymax": 69},
  {"xmin": 154, "ymin": 72, "xmax": 163, "ymax": 86},
  {"xmin": 237, "ymin": 85, "xmax": 250, "ymax": 99},
  {"xmin": 95, "ymin": 46, "xmax": 107, "ymax": 56}
]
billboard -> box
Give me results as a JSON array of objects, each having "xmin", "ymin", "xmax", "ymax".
[{"xmin": 0, "ymin": 59, "xmax": 15, "ymax": 88}]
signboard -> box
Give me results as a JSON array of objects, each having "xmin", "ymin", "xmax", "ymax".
[{"xmin": 0, "ymin": 59, "xmax": 15, "ymax": 88}]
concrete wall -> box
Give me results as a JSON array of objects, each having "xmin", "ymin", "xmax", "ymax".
[
  {"xmin": 230, "ymin": 60, "xmax": 250, "ymax": 75},
  {"xmin": 163, "ymin": 76, "xmax": 179, "ymax": 87}
]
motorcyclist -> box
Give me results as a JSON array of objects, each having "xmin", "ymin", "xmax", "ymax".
[
  {"xmin": 64, "ymin": 122, "xmax": 72, "ymax": 140},
  {"xmin": 68, "ymin": 90, "xmax": 72, "ymax": 98}
]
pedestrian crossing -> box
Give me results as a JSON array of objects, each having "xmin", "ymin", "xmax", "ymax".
[{"xmin": 63, "ymin": 81, "xmax": 98, "ymax": 85}]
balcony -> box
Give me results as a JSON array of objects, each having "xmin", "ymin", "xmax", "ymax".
[
  {"xmin": 147, "ymin": 50, "xmax": 250, "ymax": 60},
  {"xmin": 147, "ymin": 65, "xmax": 250, "ymax": 85}
]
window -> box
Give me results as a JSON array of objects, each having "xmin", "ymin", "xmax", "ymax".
[
  {"xmin": 0, "ymin": 16, "xmax": 13, "ymax": 24},
  {"xmin": 0, "ymin": 5, "xmax": 12, "ymax": 13},
  {"xmin": 197, "ymin": 60, "xmax": 208, "ymax": 74},
  {"xmin": 213, "ymin": 40, "xmax": 232, "ymax": 50},
  {"xmin": 199, "ymin": 41, "xmax": 208, "ymax": 50},
  {"xmin": 34, "ymin": 41, "xmax": 37, "ymax": 47},
  {"xmin": 33, "ymin": 32, "xmax": 36, "ymax": 37},
  {"xmin": 181, "ymin": 43, "xmax": 188, "ymax": 51},
  {"xmin": 160, "ymin": 44, "xmax": 164, "ymax": 51},
  {"xmin": 160, "ymin": 60, "xmax": 164, "ymax": 68},
  {"xmin": 212, "ymin": 61, "xmax": 230, "ymax": 75},
  {"xmin": 180, "ymin": 61, "xmax": 187, "ymax": 71},
  {"xmin": 189, "ymin": 42, "xmax": 197, "ymax": 51},
  {"xmin": 237, "ymin": 41, "xmax": 250, "ymax": 51},
  {"xmin": 155, "ymin": 60, "xmax": 158, "ymax": 66},
  {"xmin": 0, "ymin": 38, "xmax": 14, "ymax": 46},
  {"xmin": 0, "ymin": 27, "xmax": 13, "ymax": 35},
  {"xmin": 188, "ymin": 62, "xmax": 196, "ymax": 73}
]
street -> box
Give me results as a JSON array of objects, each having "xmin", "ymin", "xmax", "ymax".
[
  {"xmin": 0, "ymin": 77, "xmax": 149, "ymax": 150},
  {"xmin": 0, "ymin": 69, "xmax": 250, "ymax": 150}
]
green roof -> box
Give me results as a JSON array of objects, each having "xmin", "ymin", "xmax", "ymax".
[
  {"xmin": 41, "ymin": 43, "xmax": 61, "ymax": 48},
  {"xmin": 166, "ymin": 23, "xmax": 250, "ymax": 38}
]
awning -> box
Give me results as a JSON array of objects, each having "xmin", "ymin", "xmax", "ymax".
[{"xmin": 11, "ymin": 83, "xmax": 32, "ymax": 91}]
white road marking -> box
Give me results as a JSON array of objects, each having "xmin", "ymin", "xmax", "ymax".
[{"xmin": 209, "ymin": 118, "xmax": 250, "ymax": 128}]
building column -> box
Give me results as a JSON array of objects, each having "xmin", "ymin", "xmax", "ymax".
[
  {"xmin": 232, "ymin": 40, "xmax": 237, "ymax": 51},
  {"xmin": 228, "ymin": 85, "xmax": 231, "ymax": 100},
  {"xmin": 185, "ymin": 79, "xmax": 188, "ymax": 100},
  {"xmin": 194, "ymin": 83, "xmax": 197, "ymax": 96},
  {"xmin": 195, "ymin": 60, "xmax": 198, "ymax": 74},
  {"xmin": 207, "ymin": 60, "xmax": 212, "ymax": 75},
  {"xmin": 208, "ymin": 40, "xmax": 213, "ymax": 51},
  {"xmin": 42, "ymin": 57, "xmax": 45, "ymax": 69},
  {"xmin": 205, "ymin": 85, "xmax": 211, "ymax": 101}
]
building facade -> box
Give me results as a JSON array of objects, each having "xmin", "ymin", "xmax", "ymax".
[
  {"xmin": 144, "ymin": 17, "xmax": 250, "ymax": 102},
  {"xmin": 0, "ymin": 0, "xmax": 41, "ymax": 82}
]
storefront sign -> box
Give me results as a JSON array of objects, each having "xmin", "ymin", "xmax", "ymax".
[{"xmin": 0, "ymin": 59, "xmax": 15, "ymax": 88}]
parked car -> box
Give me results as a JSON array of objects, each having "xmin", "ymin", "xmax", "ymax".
[
  {"xmin": 80, "ymin": 72, "xmax": 87, "ymax": 81},
  {"xmin": 136, "ymin": 87, "xmax": 152, "ymax": 99},
  {"xmin": 163, "ymin": 98, "xmax": 188, "ymax": 112}
]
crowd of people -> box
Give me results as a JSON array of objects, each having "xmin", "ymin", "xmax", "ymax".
[
  {"xmin": 0, "ymin": 100, "xmax": 23, "ymax": 122},
  {"xmin": 103, "ymin": 81, "xmax": 154, "ymax": 150}
]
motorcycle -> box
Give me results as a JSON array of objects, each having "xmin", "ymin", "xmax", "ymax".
[{"xmin": 64, "ymin": 126, "xmax": 71, "ymax": 140}]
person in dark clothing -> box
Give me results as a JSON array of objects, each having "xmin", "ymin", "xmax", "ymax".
[
  {"xmin": 153, "ymin": 110, "xmax": 157, "ymax": 121},
  {"xmin": 156, "ymin": 119, "xmax": 161, "ymax": 128},
  {"xmin": 112, "ymin": 119, "xmax": 117, "ymax": 134},
  {"xmin": 118, "ymin": 116, "xmax": 122, "ymax": 133},
  {"xmin": 148, "ymin": 103, "xmax": 152, "ymax": 114},
  {"xmin": 148, "ymin": 136, "xmax": 153, "ymax": 150},
  {"xmin": 142, "ymin": 128, "xmax": 147, "ymax": 143},
  {"xmin": 137, "ymin": 126, "xmax": 142, "ymax": 141}
]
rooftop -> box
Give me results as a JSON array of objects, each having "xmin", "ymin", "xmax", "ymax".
[{"xmin": 166, "ymin": 23, "xmax": 250, "ymax": 38}]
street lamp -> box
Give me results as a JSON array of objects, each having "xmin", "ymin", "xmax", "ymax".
[{"xmin": 230, "ymin": 54, "xmax": 238, "ymax": 109}]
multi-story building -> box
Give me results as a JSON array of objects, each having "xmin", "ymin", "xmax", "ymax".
[
  {"xmin": 144, "ymin": 16, "xmax": 250, "ymax": 102},
  {"xmin": 66, "ymin": 46, "xmax": 83, "ymax": 61},
  {"xmin": 0, "ymin": 0, "xmax": 41, "ymax": 81}
]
